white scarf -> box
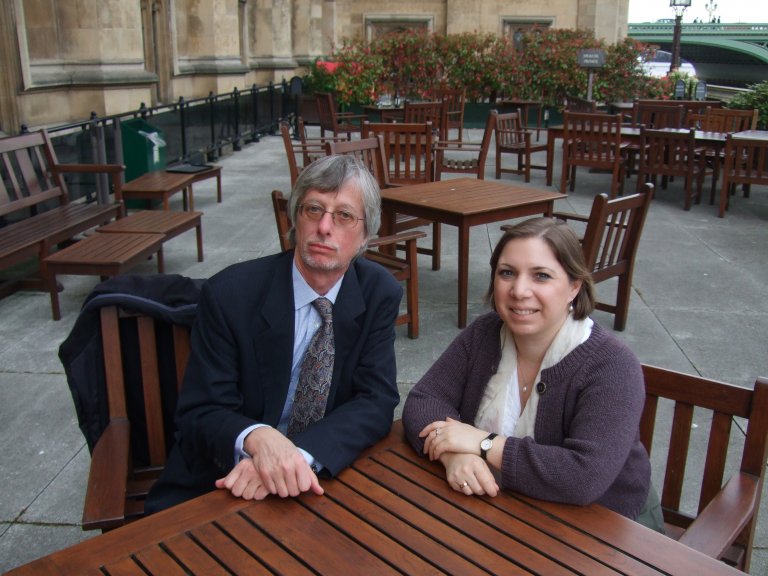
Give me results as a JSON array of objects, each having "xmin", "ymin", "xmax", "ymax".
[{"xmin": 476, "ymin": 315, "xmax": 593, "ymax": 438}]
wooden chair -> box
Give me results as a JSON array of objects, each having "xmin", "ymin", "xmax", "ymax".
[
  {"xmin": 494, "ymin": 109, "xmax": 547, "ymax": 183},
  {"xmin": 701, "ymin": 107, "xmax": 758, "ymax": 133},
  {"xmin": 81, "ymin": 304, "xmax": 193, "ymax": 530},
  {"xmin": 434, "ymin": 110, "xmax": 495, "ymax": 180},
  {"xmin": 362, "ymin": 121, "xmax": 441, "ymax": 270},
  {"xmin": 560, "ymin": 112, "xmax": 626, "ymax": 199},
  {"xmin": 403, "ymin": 101, "xmax": 447, "ymax": 141},
  {"xmin": 270, "ymin": 190, "xmax": 424, "ymax": 338},
  {"xmin": 549, "ymin": 184, "xmax": 653, "ymax": 331},
  {"xmin": 280, "ymin": 120, "xmax": 326, "ymax": 186},
  {"xmin": 430, "ymin": 87, "xmax": 466, "ymax": 141},
  {"xmin": 695, "ymin": 108, "xmax": 759, "ymax": 205},
  {"xmin": 640, "ymin": 364, "xmax": 768, "ymax": 572},
  {"xmin": 636, "ymin": 128, "xmax": 706, "ymax": 211},
  {"xmin": 315, "ymin": 92, "xmax": 367, "ymax": 139},
  {"xmin": 625, "ymin": 103, "xmax": 686, "ymax": 177},
  {"xmin": 719, "ymin": 135, "xmax": 768, "ymax": 218},
  {"xmin": 324, "ymin": 136, "xmax": 391, "ymax": 188}
]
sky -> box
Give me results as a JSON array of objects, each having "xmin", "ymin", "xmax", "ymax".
[{"xmin": 628, "ymin": 0, "xmax": 768, "ymax": 24}]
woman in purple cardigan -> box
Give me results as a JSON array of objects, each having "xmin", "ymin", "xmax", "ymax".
[{"xmin": 402, "ymin": 218, "xmax": 663, "ymax": 531}]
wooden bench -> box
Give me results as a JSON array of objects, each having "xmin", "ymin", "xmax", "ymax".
[{"xmin": 0, "ymin": 129, "xmax": 124, "ymax": 296}]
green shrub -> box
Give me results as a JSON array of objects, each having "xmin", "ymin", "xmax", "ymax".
[{"xmin": 728, "ymin": 80, "xmax": 768, "ymax": 129}]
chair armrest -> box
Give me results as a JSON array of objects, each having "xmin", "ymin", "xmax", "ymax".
[
  {"xmin": 55, "ymin": 163, "xmax": 125, "ymax": 175},
  {"xmin": 369, "ymin": 230, "xmax": 427, "ymax": 249},
  {"xmin": 55, "ymin": 163, "xmax": 126, "ymax": 206},
  {"xmin": 434, "ymin": 141, "xmax": 482, "ymax": 152},
  {"xmin": 337, "ymin": 113, "xmax": 368, "ymax": 122},
  {"xmin": 678, "ymin": 472, "xmax": 760, "ymax": 560},
  {"xmin": 82, "ymin": 418, "xmax": 131, "ymax": 531},
  {"xmin": 551, "ymin": 211, "xmax": 589, "ymax": 223}
]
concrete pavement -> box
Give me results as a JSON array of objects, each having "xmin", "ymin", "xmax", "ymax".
[{"xmin": 1, "ymin": 126, "xmax": 766, "ymax": 573}]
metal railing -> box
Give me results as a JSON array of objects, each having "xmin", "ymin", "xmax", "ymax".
[{"xmin": 16, "ymin": 80, "xmax": 302, "ymax": 203}]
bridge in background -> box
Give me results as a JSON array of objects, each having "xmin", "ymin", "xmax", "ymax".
[{"xmin": 628, "ymin": 22, "xmax": 768, "ymax": 87}]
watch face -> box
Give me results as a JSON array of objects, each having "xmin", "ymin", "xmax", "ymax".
[{"xmin": 481, "ymin": 438, "xmax": 493, "ymax": 450}]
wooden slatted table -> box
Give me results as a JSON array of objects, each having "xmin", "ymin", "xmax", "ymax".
[
  {"xmin": 43, "ymin": 232, "xmax": 165, "ymax": 320},
  {"xmin": 380, "ymin": 178, "xmax": 565, "ymax": 328},
  {"xmin": 122, "ymin": 167, "xmax": 222, "ymax": 211},
  {"xmin": 5, "ymin": 421, "xmax": 742, "ymax": 575},
  {"xmin": 96, "ymin": 210, "xmax": 204, "ymax": 263}
]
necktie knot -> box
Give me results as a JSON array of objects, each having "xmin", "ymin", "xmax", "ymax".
[{"xmin": 313, "ymin": 297, "xmax": 333, "ymax": 322}]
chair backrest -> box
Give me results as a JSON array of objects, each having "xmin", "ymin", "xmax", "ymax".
[
  {"xmin": 80, "ymin": 298, "xmax": 195, "ymax": 529},
  {"xmin": 722, "ymin": 135, "xmax": 768, "ymax": 188},
  {"xmin": 362, "ymin": 121, "xmax": 434, "ymax": 185},
  {"xmin": 280, "ymin": 120, "xmax": 325, "ymax": 186},
  {"xmin": 315, "ymin": 92, "xmax": 343, "ymax": 136},
  {"xmin": 640, "ymin": 364, "xmax": 768, "ymax": 571},
  {"xmin": 633, "ymin": 103, "xmax": 685, "ymax": 129},
  {"xmin": 325, "ymin": 136, "xmax": 391, "ymax": 189},
  {"xmin": 430, "ymin": 87, "xmax": 466, "ymax": 140},
  {"xmin": 495, "ymin": 109, "xmax": 526, "ymax": 148},
  {"xmin": 403, "ymin": 101, "xmax": 446, "ymax": 140},
  {"xmin": 638, "ymin": 127, "xmax": 698, "ymax": 176},
  {"xmin": 580, "ymin": 184, "xmax": 653, "ymax": 285},
  {"xmin": 564, "ymin": 95, "xmax": 598, "ymax": 113},
  {"xmin": 703, "ymin": 108, "xmax": 759, "ymax": 133},
  {"xmin": 271, "ymin": 190, "xmax": 293, "ymax": 251},
  {"xmin": 562, "ymin": 112, "xmax": 624, "ymax": 163},
  {"xmin": 0, "ymin": 129, "xmax": 70, "ymax": 218}
]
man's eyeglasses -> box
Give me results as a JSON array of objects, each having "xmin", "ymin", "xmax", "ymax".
[{"xmin": 298, "ymin": 203, "xmax": 365, "ymax": 228}]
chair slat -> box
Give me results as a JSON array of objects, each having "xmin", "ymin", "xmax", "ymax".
[
  {"xmin": 699, "ymin": 410, "xmax": 732, "ymax": 512},
  {"xmin": 662, "ymin": 401, "xmax": 694, "ymax": 511},
  {"xmin": 100, "ymin": 307, "xmax": 128, "ymax": 419},
  {"xmin": 137, "ymin": 316, "xmax": 167, "ymax": 467}
]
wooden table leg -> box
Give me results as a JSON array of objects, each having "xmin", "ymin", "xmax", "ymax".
[
  {"xmin": 457, "ymin": 224, "xmax": 470, "ymax": 329},
  {"xmin": 546, "ymin": 136, "xmax": 555, "ymax": 186}
]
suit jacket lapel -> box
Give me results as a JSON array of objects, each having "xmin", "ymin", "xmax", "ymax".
[{"xmin": 253, "ymin": 253, "xmax": 295, "ymax": 425}]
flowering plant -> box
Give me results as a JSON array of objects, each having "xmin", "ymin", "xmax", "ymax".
[{"xmin": 302, "ymin": 30, "xmax": 677, "ymax": 107}]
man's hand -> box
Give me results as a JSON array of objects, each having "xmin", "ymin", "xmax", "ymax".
[
  {"xmin": 240, "ymin": 426, "xmax": 324, "ymax": 498},
  {"xmin": 215, "ymin": 458, "xmax": 269, "ymax": 500}
]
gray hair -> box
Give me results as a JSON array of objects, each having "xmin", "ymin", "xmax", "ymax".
[{"xmin": 288, "ymin": 155, "xmax": 381, "ymax": 246}]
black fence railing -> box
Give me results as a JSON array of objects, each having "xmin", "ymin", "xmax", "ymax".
[{"xmin": 16, "ymin": 79, "xmax": 302, "ymax": 203}]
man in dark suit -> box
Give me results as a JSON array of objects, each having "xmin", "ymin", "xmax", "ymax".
[{"xmin": 147, "ymin": 155, "xmax": 402, "ymax": 511}]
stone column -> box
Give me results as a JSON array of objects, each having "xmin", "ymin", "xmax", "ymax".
[
  {"xmin": 0, "ymin": 0, "xmax": 22, "ymax": 134},
  {"xmin": 250, "ymin": 0, "xmax": 298, "ymax": 77}
]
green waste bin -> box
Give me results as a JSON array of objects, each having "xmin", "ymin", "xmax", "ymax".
[{"xmin": 121, "ymin": 118, "xmax": 167, "ymax": 182}]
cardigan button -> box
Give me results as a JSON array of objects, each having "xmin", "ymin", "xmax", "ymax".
[{"xmin": 536, "ymin": 381, "xmax": 547, "ymax": 394}]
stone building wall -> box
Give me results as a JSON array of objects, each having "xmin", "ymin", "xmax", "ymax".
[{"xmin": 0, "ymin": 0, "xmax": 628, "ymax": 134}]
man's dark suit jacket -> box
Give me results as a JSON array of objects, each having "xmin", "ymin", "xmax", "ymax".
[{"xmin": 147, "ymin": 250, "xmax": 402, "ymax": 511}]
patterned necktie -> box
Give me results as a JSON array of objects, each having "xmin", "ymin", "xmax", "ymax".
[{"xmin": 287, "ymin": 297, "xmax": 335, "ymax": 437}]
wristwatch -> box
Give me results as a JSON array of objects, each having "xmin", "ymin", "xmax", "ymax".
[{"xmin": 480, "ymin": 433, "xmax": 498, "ymax": 460}]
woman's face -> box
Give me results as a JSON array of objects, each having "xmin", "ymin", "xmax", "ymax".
[{"xmin": 493, "ymin": 237, "xmax": 582, "ymax": 345}]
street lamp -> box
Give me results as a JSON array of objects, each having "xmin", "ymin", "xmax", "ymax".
[{"xmin": 669, "ymin": 0, "xmax": 691, "ymax": 74}]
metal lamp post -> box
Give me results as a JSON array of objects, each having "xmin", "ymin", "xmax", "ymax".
[{"xmin": 669, "ymin": 0, "xmax": 692, "ymax": 74}]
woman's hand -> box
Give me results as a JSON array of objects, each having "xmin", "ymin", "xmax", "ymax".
[
  {"xmin": 441, "ymin": 452, "xmax": 499, "ymax": 497},
  {"xmin": 419, "ymin": 417, "xmax": 488, "ymax": 461}
]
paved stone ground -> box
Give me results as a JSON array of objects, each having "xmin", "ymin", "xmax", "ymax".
[{"xmin": 1, "ymin": 126, "xmax": 766, "ymax": 573}]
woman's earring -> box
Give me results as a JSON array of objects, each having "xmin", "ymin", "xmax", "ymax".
[{"xmin": 569, "ymin": 302, "xmax": 574, "ymax": 313}]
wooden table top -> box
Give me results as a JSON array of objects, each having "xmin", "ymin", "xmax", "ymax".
[
  {"xmin": 7, "ymin": 421, "xmax": 742, "ymax": 575},
  {"xmin": 381, "ymin": 178, "xmax": 565, "ymax": 216},
  {"xmin": 122, "ymin": 170, "xmax": 197, "ymax": 193}
]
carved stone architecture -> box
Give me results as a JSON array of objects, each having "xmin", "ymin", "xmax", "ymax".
[{"xmin": 0, "ymin": 0, "xmax": 629, "ymax": 134}]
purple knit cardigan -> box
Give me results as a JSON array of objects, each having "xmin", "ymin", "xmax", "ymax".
[{"xmin": 402, "ymin": 312, "xmax": 651, "ymax": 519}]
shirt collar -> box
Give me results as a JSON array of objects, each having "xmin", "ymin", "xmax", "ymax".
[{"xmin": 292, "ymin": 260, "xmax": 343, "ymax": 310}]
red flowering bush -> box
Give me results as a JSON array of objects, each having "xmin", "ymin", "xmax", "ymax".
[{"xmin": 303, "ymin": 29, "xmax": 676, "ymax": 107}]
